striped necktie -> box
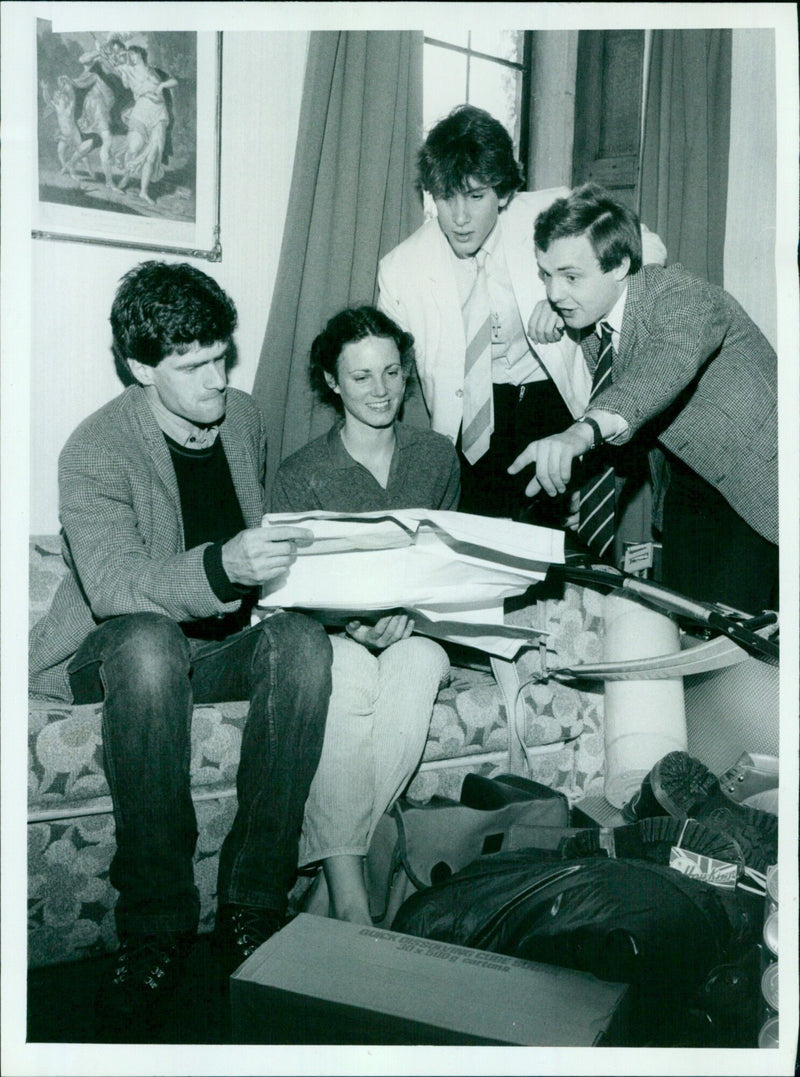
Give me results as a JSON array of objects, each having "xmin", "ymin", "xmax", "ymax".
[
  {"xmin": 461, "ymin": 248, "xmax": 494, "ymax": 465},
  {"xmin": 577, "ymin": 321, "xmax": 616, "ymax": 560}
]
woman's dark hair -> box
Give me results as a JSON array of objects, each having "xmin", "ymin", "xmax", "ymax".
[
  {"xmin": 417, "ymin": 104, "xmax": 524, "ymax": 201},
  {"xmin": 110, "ymin": 261, "xmax": 238, "ymax": 369},
  {"xmin": 534, "ymin": 182, "xmax": 643, "ymax": 274},
  {"xmin": 310, "ymin": 306, "xmax": 415, "ymax": 412}
]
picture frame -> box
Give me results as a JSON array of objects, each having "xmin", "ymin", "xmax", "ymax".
[{"xmin": 32, "ymin": 24, "xmax": 223, "ymax": 261}]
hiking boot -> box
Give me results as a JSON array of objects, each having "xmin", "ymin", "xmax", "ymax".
[
  {"xmin": 559, "ymin": 815, "xmax": 745, "ymax": 875},
  {"xmin": 95, "ymin": 930, "xmax": 195, "ymax": 1039},
  {"xmin": 718, "ymin": 752, "xmax": 779, "ymax": 814},
  {"xmin": 214, "ymin": 903, "xmax": 284, "ymax": 980},
  {"xmin": 649, "ymin": 751, "xmax": 778, "ymax": 873},
  {"xmin": 624, "ymin": 751, "xmax": 780, "ymax": 822}
]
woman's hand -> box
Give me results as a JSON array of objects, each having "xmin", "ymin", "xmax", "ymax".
[{"xmin": 345, "ymin": 613, "xmax": 414, "ymax": 649}]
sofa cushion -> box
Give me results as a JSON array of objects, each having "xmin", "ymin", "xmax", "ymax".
[
  {"xmin": 28, "ymin": 700, "xmax": 249, "ymax": 817},
  {"xmin": 29, "ymin": 677, "xmax": 572, "ymax": 817},
  {"xmin": 423, "ymin": 666, "xmax": 509, "ymax": 762}
]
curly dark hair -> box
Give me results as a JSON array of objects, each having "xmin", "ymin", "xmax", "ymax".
[
  {"xmin": 110, "ymin": 261, "xmax": 238, "ymax": 369},
  {"xmin": 417, "ymin": 104, "xmax": 524, "ymax": 201},
  {"xmin": 310, "ymin": 306, "xmax": 415, "ymax": 413},
  {"xmin": 534, "ymin": 183, "xmax": 643, "ymax": 274}
]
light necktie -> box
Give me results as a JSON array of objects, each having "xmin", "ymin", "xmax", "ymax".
[
  {"xmin": 577, "ymin": 321, "xmax": 616, "ymax": 560},
  {"xmin": 460, "ymin": 248, "xmax": 494, "ymax": 465}
]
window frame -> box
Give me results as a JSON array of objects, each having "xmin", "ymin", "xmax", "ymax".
[{"xmin": 422, "ymin": 31, "xmax": 533, "ymax": 172}]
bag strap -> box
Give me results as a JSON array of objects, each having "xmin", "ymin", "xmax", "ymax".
[{"xmin": 394, "ymin": 801, "xmax": 430, "ymax": 892}]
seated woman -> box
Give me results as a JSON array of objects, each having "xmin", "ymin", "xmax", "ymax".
[{"xmin": 271, "ymin": 306, "xmax": 460, "ymax": 923}]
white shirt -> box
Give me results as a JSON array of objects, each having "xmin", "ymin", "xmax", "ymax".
[{"xmin": 450, "ymin": 223, "xmax": 548, "ymax": 387}]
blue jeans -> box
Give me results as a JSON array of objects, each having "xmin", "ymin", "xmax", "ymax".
[{"xmin": 67, "ymin": 612, "xmax": 332, "ymax": 938}]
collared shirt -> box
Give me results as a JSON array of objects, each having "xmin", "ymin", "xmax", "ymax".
[
  {"xmin": 599, "ymin": 285, "xmax": 627, "ymax": 355},
  {"xmin": 143, "ymin": 386, "xmax": 222, "ymax": 448},
  {"xmin": 270, "ymin": 421, "xmax": 461, "ymax": 514},
  {"xmin": 450, "ymin": 224, "xmax": 547, "ymax": 388},
  {"xmin": 585, "ymin": 286, "xmax": 630, "ymax": 443}
]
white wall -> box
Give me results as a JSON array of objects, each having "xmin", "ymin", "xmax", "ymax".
[
  {"xmin": 27, "ymin": 30, "xmax": 309, "ymax": 533},
  {"xmin": 723, "ymin": 28, "xmax": 777, "ymax": 349}
]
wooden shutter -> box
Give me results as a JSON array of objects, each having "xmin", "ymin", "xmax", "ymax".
[{"xmin": 572, "ymin": 30, "xmax": 645, "ymax": 208}]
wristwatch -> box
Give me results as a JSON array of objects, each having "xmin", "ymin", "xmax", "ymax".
[{"xmin": 580, "ymin": 415, "xmax": 604, "ymax": 449}]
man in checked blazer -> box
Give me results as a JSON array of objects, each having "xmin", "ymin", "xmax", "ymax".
[
  {"xmin": 509, "ymin": 183, "xmax": 778, "ymax": 615},
  {"xmin": 29, "ymin": 262, "xmax": 333, "ymax": 1034},
  {"xmin": 378, "ymin": 104, "xmax": 666, "ymax": 524}
]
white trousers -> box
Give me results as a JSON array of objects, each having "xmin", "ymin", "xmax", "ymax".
[{"xmin": 298, "ymin": 633, "xmax": 450, "ymax": 865}]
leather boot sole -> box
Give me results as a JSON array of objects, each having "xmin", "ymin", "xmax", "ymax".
[
  {"xmin": 650, "ymin": 751, "xmax": 778, "ymax": 873},
  {"xmin": 558, "ymin": 815, "xmax": 745, "ymax": 873}
]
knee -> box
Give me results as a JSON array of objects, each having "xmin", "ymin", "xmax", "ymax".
[
  {"xmin": 392, "ymin": 637, "xmax": 450, "ymax": 686},
  {"xmin": 254, "ymin": 612, "xmax": 333, "ymax": 689},
  {"xmin": 329, "ymin": 636, "xmax": 380, "ymax": 717},
  {"xmin": 103, "ymin": 613, "xmax": 190, "ymax": 691},
  {"xmin": 331, "ymin": 634, "xmax": 378, "ymax": 681},
  {"xmin": 416, "ymin": 636, "xmax": 450, "ymax": 675}
]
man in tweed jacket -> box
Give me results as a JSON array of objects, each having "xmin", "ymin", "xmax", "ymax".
[
  {"xmin": 29, "ymin": 262, "xmax": 333, "ymax": 1034},
  {"xmin": 509, "ymin": 184, "xmax": 778, "ymax": 614}
]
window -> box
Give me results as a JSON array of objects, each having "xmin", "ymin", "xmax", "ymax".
[
  {"xmin": 422, "ymin": 32, "xmax": 531, "ymax": 217},
  {"xmin": 423, "ymin": 31, "xmax": 531, "ymax": 159}
]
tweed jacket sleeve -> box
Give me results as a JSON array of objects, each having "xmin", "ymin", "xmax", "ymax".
[
  {"xmin": 588, "ymin": 264, "xmax": 778, "ymax": 545},
  {"xmin": 589, "ymin": 265, "xmax": 735, "ymax": 438},
  {"xmin": 58, "ymin": 386, "xmax": 267, "ymax": 622}
]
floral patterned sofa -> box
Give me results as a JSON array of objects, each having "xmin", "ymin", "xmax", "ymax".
[{"xmin": 28, "ymin": 535, "xmax": 606, "ymax": 969}]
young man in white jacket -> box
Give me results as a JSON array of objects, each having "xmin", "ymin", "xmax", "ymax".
[{"xmin": 378, "ymin": 104, "xmax": 666, "ymax": 523}]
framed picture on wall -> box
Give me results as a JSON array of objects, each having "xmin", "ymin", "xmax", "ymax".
[{"xmin": 32, "ymin": 23, "xmax": 222, "ymax": 261}]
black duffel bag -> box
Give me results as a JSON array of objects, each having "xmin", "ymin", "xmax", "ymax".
[{"xmin": 392, "ymin": 850, "xmax": 756, "ymax": 986}]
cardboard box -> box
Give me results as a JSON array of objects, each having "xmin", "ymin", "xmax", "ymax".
[{"xmin": 230, "ymin": 913, "xmax": 629, "ymax": 1046}]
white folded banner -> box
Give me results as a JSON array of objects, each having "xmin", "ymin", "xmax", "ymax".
[{"xmin": 257, "ymin": 509, "xmax": 564, "ymax": 658}]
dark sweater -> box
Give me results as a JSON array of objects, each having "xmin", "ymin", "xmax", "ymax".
[{"xmin": 166, "ymin": 435, "xmax": 254, "ymax": 638}]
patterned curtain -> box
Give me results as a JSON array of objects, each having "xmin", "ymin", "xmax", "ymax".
[
  {"xmin": 251, "ymin": 31, "xmax": 424, "ymax": 493},
  {"xmin": 639, "ymin": 29, "xmax": 732, "ymax": 286}
]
